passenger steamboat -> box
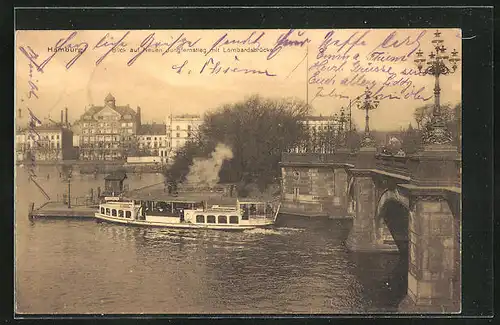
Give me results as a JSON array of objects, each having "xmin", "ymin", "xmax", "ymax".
[{"xmin": 94, "ymin": 193, "xmax": 281, "ymax": 231}]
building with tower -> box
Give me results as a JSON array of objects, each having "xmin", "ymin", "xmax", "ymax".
[{"xmin": 77, "ymin": 93, "xmax": 142, "ymax": 161}]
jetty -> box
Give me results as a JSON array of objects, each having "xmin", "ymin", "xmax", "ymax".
[
  {"xmin": 28, "ymin": 202, "xmax": 97, "ymax": 219},
  {"xmin": 28, "ymin": 169, "xmax": 165, "ymax": 220}
]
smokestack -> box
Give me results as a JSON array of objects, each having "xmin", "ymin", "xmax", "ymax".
[
  {"xmin": 136, "ymin": 106, "xmax": 141, "ymax": 127},
  {"xmin": 61, "ymin": 110, "xmax": 64, "ymax": 125},
  {"xmin": 65, "ymin": 107, "xmax": 68, "ymax": 125}
]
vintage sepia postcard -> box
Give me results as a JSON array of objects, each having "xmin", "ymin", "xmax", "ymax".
[{"xmin": 15, "ymin": 28, "xmax": 462, "ymax": 315}]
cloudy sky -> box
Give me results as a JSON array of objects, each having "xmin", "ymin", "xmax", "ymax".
[{"xmin": 15, "ymin": 28, "xmax": 461, "ymax": 130}]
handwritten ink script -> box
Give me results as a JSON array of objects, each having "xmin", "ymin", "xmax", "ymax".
[
  {"xmin": 26, "ymin": 108, "xmax": 42, "ymax": 181},
  {"xmin": 308, "ymin": 29, "xmax": 436, "ymax": 103},
  {"xmin": 17, "ymin": 43, "xmax": 45, "ymax": 186},
  {"xmin": 16, "ymin": 29, "xmax": 460, "ymax": 105}
]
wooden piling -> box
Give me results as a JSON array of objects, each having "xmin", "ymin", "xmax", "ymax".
[{"xmin": 28, "ymin": 202, "xmax": 35, "ymax": 220}]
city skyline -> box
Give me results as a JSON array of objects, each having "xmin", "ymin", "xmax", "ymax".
[{"xmin": 16, "ymin": 29, "xmax": 461, "ymax": 131}]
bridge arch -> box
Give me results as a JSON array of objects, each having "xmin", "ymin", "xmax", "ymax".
[
  {"xmin": 376, "ymin": 189, "xmax": 410, "ymax": 217},
  {"xmin": 346, "ymin": 176, "xmax": 355, "ymax": 215},
  {"xmin": 375, "ymin": 189, "xmax": 410, "ymax": 255}
]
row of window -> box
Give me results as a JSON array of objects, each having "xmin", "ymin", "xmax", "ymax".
[
  {"xmin": 22, "ymin": 134, "xmax": 60, "ymax": 140},
  {"xmin": 81, "ymin": 136, "xmax": 133, "ymax": 141},
  {"xmin": 82, "ymin": 152, "xmax": 122, "ymax": 157},
  {"xmin": 82, "ymin": 128, "xmax": 133, "ymax": 134},
  {"xmin": 172, "ymin": 132, "xmax": 192, "ymax": 138},
  {"xmin": 140, "ymin": 136, "xmax": 167, "ymax": 141},
  {"xmin": 22, "ymin": 142, "xmax": 61, "ymax": 149},
  {"xmin": 138, "ymin": 142, "xmax": 170, "ymax": 148},
  {"xmin": 83, "ymin": 122, "xmax": 133, "ymax": 127},
  {"xmin": 84, "ymin": 115, "xmax": 133, "ymax": 121},
  {"xmin": 175, "ymin": 125, "xmax": 194, "ymax": 131},
  {"xmin": 80, "ymin": 156, "xmax": 122, "ymax": 161},
  {"xmin": 195, "ymin": 215, "xmax": 239, "ymax": 224},
  {"xmin": 101, "ymin": 207, "xmax": 132, "ymax": 218}
]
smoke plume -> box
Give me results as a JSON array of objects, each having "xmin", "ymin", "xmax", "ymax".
[{"xmin": 183, "ymin": 143, "xmax": 233, "ymax": 189}]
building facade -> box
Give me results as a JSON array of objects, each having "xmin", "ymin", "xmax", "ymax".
[
  {"xmin": 169, "ymin": 114, "xmax": 203, "ymax": 152},
  {"xmin": 78, "ymin": 94, "xmax": 141, "ymax": 161},
  {"xmin": 280, "ymin": 153, "xmax": 350, "ymax": 216},
  {"xmin": 136, "ymin": 123, "xmax": 170, "ymax": 162},
  {"xmin": 16, "ymin": 124, "xmax": 74, "ymax": 162},
  {"xmin": 291, "ymin": 115, "xmax": 343, "ymax": 154}
]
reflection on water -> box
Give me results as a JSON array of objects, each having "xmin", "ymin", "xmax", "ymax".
[{"xmin": 15, "ymin": 166, "xmax": 407, "ymax": 314}]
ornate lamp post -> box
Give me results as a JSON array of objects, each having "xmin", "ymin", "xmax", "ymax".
[
  {"xmin": 338, "ymin": 107, "xmax": 347, "ymax": 147},
  {"xmin": 414, "ymin": 29, "xmax": 460, "ymax": 147},
  {"xmin": 357, "ymin": 87, "xmax": 380, "ymax": 147},
  {"xmin": 331, "ymin": 113, "xmax": 339, "ymax": 152},
  {"xmin": 61, "ymin": 164, "xmax": 73, "ymax": 208}
]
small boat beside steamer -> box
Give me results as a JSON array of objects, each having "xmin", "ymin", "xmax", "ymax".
[{"xmin": 94, "ymin": 194, "xmax": 281, "ymax": 231}]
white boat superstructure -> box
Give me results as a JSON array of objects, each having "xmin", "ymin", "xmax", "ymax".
[{"xmin": 95, "ymin": 196, "xmax": 281, "ymax": 230}]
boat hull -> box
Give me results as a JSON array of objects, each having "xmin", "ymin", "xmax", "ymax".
[{"xmin": 94, "ymin": 213, "xmax": 273, "ymax": 231}]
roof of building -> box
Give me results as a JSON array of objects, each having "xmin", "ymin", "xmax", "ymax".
[
  {"xmin": 17, "ymin": 122, "xmax": 69, "ymax": 133},
  {"xmin": 138, "ymin": 123, "xmax": 167, "ymax": 135},
  {"xmin": 171, "ymin": 114, "xmax": 202, "ymax": 119},
  {"xmin": 105, "ymin": 93, "xmax": 115, "ymax": 102},
  {"xmin": 302, "ymin": 115, "xmax": 337, "ymax": 121},
  {"xmin": 82, "ymin": 104, "xmax": 137, "ymax": 119},
  {"xmin": 104, "ymin": 170, "xmax": 127, "ymax": 181},
  {"xmin": 80, "ymin": 94, "xmax": 137, "ymax": 120}
]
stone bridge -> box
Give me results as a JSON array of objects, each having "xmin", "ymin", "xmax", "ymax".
[{"xmin": 280, "ymin": 146, "xmax": 461, "ymax": 313}]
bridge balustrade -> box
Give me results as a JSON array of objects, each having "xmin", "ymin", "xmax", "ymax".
[
  {"xmin": 374, "ymin": 154, "xmax": 411, "ymax": 177},
  {"xmin": 281, "ymin": 152, "xmax": 357, "ymax": 165}
]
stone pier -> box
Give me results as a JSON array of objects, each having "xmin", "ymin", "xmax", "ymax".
[
  {"xmin": 280, "ymin": 153, "xmax": 353, "ymax": 217},
  {"xmin": 345, "ymin": 146, "xmax": 400, "ymax": 252},
  {"xmin": 279, "ymin": 139, "xmax": 461, "ymax": 312},
  {"xmin": 342, "ymin": 141, "xmax": 461, "ymax": 312}
]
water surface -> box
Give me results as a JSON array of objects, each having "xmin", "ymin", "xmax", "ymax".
[{"xmin": 15, "ymin": 166, "xmax": 406, "ymax": 314}]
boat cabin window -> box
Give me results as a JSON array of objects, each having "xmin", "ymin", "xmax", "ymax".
[
  {"xmin": 207, "ymin": 215, "xmax": 216, "ymax": 223},
  {"xmin": 165, "ymin": 203, "xmax": 172, "ymax": 212},
  {"xmin": 241, "ymin": 206, "xmax": 249, "ymax": 220},
  {"xmin": 240, "ymin": 203, "xmax": 265, "ymax": 218},
  {"xmin": 100, "ymin": 207, "xmax": 105, "ymax": 214},
  {"xmin": 196, "ymin": 215, "xmax": 205, "ymax": 223},
  {"xmin": 266, "ymin": 204, "xmax": 273, "ymax": 217},
  {"xmin": 230, "ymin": 216, "xmax": 239, "ymax": 224},
  {"xmin": 112, "ymin": 209, "xmax": 117, "ymax": 216},
  {"xmin": 118, "ymin": 210, "xmax": 124, "ymax": 218},
  {"xmin": 125, "ymin": 211, "xmax": 132, "ymax": 218},
  {"xmin": 173, "ymin": 202, "xmax": 193, "ymax": 212},
  {"xmin": 218, "ymin": 215, "xmax": 227, "ymax": 224},
  {"xmin": 105, "ymin": 208, "xmax": 110, "ymax": 215},
  {"xmin": 155, "ymin": 201, "xmax": 171, "ymax": 213}
]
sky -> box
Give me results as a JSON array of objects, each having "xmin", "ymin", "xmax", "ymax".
[{"xmin": 15, "ymin": 28, "xmax": 461, "ymax": 131}]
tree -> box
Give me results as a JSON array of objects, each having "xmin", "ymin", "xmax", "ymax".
[
  {"xmin": 401, "ymin": 123, "xmax": 421, "ymax": 154},
  {"xmin": 346, "ymin": 121, "xmax": 362, "ymax": 152},
  {"xmin": 413, "ymin": 102, "xmax": 461, "ymax": 147},
  {"xmin": 413, "ymin": 103, "xmax": 456, "ymax": 130},
  {"xmin": 164, "ymin": 95, "xmax": 311, "ymax": 194}
]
